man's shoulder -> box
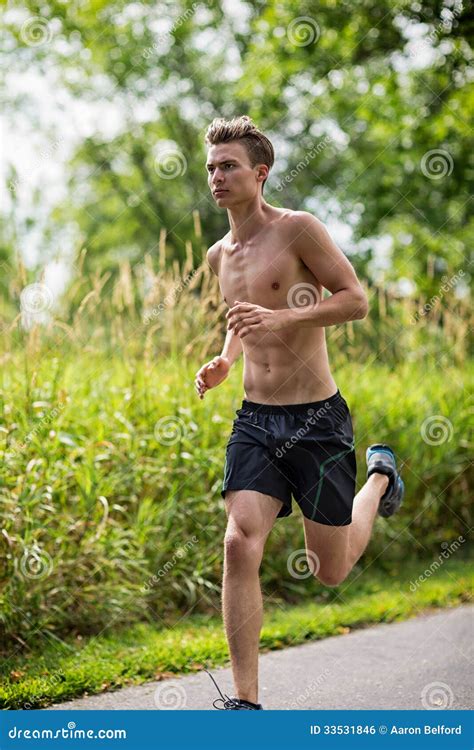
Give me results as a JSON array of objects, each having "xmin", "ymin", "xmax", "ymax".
[
  {"xmin": 271, "ymin": 207, "xmax": 323, "ymax": 232},
  {"xmin": 206, "ymin": 238, "xmax": 225, "ymax": 276},
  {"xmin": 283, "ymin": 209, "xmax": 323, "ymax": 230},
  {"xmin": 276, "ymin": 209, "xmax": 325, "ymax": 247}
]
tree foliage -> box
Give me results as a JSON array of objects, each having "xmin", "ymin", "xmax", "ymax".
[{"xmin": 3, "ymin": 0, "xmax": 473, "ymax": 297}]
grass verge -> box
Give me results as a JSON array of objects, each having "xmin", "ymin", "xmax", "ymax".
[{"xmin": 1, "ymin": 558, "xmax": 471, "ymax": 709}]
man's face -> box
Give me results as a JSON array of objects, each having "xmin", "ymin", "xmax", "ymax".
[{"xmin": 206, "ymin": 141, "xmax": 266, "ymax": 206}]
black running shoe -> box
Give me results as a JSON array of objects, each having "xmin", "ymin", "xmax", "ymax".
[
  {"xmin": 204, "ymin": 669, "xmax": 263, "ymax": 710},
  {"xmin": 366, "ymin": 443, "xmax": 405, "ymax": 517}
]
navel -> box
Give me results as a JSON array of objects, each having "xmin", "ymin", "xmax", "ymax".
[{"xmin": 271, "ymin": 282, "xmax": 280, "ymax": 290}]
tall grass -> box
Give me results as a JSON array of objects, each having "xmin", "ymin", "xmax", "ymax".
[{"xmin": 0, "ymin": 235, "xmax": 472, "ymax": 647}]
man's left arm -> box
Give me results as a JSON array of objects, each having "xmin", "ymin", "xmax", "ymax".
[
  {"xmin": 287, "ymin": 212, "xmax": 368, "ymax": 327},
  {"xmin": 226, "ymin": 213, "xmax": 369, "ymax": 338}
]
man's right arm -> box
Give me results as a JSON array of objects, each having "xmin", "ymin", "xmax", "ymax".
[
  {"xmin": 220, "ymin": 326, "xmax": 243, "ymax": 367},
  {"xmin": 194, "ymin": 247, "xmax": 242, "ymax": 399},
  {"xmin": 206, "ymin": 243, "xmax": 243, "ymax": 368}
]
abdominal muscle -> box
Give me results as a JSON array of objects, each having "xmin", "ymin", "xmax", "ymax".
[{"xmin": 240, "ymin": 325, "xmax": 337, "ymax": 405}]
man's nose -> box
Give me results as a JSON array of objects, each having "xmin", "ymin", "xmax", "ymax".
[{"xmin": 211, "ymin": 169, "xmax": 224, "ymax": 185}]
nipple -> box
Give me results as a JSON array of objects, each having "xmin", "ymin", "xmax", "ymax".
[{"xmin": 271, "ymin": 282, "xmax": 280, "ymax": 290}]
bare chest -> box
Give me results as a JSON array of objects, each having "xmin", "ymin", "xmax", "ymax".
[{"xmin": 219, "ymin": 236, "xmax": 320, "ymax": 310}]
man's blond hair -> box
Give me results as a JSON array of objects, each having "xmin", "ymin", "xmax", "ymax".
[{"xmin": 205, "ymin": 115, "xmax": 274, "ymax": 192}]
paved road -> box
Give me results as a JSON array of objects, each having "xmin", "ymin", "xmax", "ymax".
[{"xmin": 47, "ymin": 605, "xmax": 473, "ymax": 711}]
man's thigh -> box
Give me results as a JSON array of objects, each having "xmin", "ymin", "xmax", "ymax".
[
  {"xmin": 302, "ymin": 515, "xmax": 351, "ymax": 575},
  {"xmin": 224, "ymin": 489, "xmax": 284, "ymax": 545}
]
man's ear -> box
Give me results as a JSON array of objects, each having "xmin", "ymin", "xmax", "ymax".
[{"xmin": 256, "ymin": 164, "xmax": 269, "ymax": 183}]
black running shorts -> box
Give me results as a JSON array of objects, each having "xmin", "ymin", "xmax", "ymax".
[{"xmin": 221, "ymin": 389, "xmax": 357, "ymax": 526}]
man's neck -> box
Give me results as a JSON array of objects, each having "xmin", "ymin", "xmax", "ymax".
[{"xmin": 227, "ymin": 197, "xmax": 273, "ymax": 246}]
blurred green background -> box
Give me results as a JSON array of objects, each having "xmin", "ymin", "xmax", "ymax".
[{"xmin": 0, "ymin": 0, "xmax": 472, "ymax": 647}]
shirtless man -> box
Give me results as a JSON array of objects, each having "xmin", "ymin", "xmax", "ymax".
[{"xmin": 194, "ymin": 116, "xmax": 404, "ymax": 711}]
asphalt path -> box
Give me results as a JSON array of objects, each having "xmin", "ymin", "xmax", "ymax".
[{"xmin": 47, "ymin": 605, "xmax": 473, "ymax": 711}]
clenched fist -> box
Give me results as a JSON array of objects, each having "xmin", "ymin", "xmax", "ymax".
[{"xmin": 194, "ymin": 356, "xmax": 230, "ymax": 399}]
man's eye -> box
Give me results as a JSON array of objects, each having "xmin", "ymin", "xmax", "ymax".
[{"xmin": 225, "ymin": 164, "xmax": 234, "ymax": 169}]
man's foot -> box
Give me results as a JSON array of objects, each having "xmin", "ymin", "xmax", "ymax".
[
  {"xmin": 204, "ymin": 669, "xmax": 263, "ymax": 710},
  {"xmin": 366, "ymin": 443, "xmax": 405, "ymax": 517}
]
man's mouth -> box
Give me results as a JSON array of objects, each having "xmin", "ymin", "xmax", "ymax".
[{"xmin": 213, "ymin": 189, "xmax": 228, "ymax": 195}]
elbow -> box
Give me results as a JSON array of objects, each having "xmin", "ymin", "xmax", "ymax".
[{"xmin": 352, "ymin": 291, "xmax": 369, "ymax": 320}]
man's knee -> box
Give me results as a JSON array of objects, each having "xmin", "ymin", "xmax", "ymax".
[
  {"xmin": 224, "ymin": 528, "xmax": 263, "ymax": 569},
  {"xmin": 315, "ymin": 566, "xmax": 349, "ymax": 587}
]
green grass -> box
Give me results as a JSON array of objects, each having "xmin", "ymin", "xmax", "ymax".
[
  {"xmin": 1, "ymin": 355, "xmax": 472, "ymax": 644},
  {"xmin": 1, "ymin": 558, "xmax": 471, "ymax": 709},
  {"xmin": 1, "ymin": 260, "xmax": 472, "ymax": 662}
]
